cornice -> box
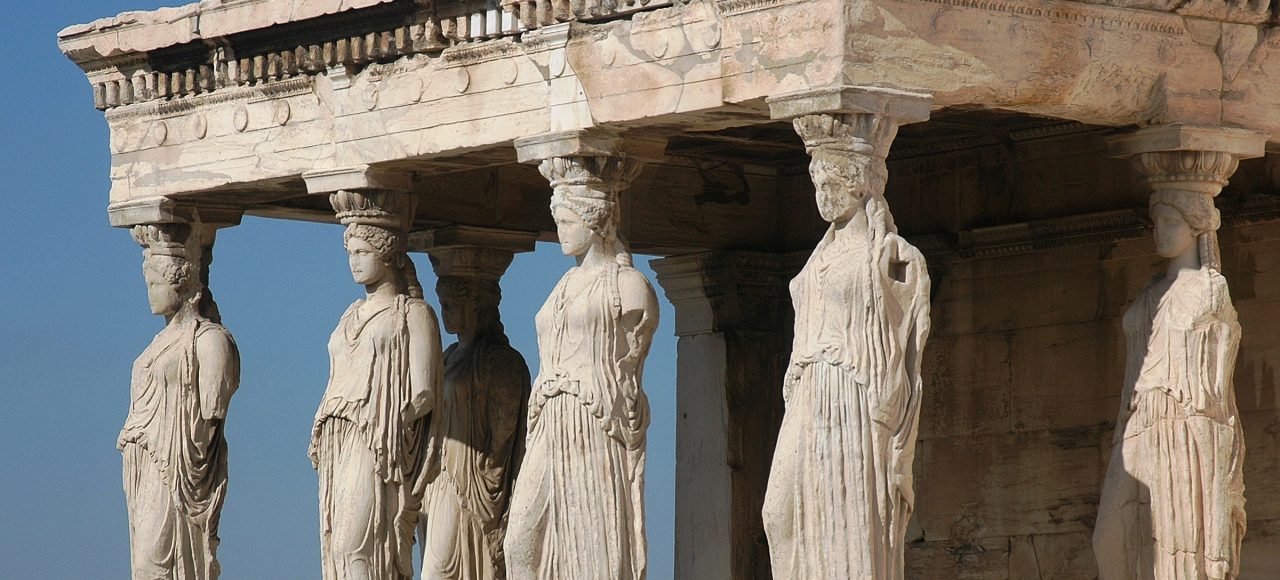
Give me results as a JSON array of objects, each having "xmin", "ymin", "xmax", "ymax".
[
  {"xmin": 918, "ymin": 194, "xmax": 1280, "ymax": 262},
  {"xmin": 104, "ymin": 76, "xmax": 315, "ymax": 123},
  {"xmin": 909, "ymin": 0, "xmax": 1187, "ymax": 34},
  {"xmin": 716, "ymin": 0, "xmax": 809, "ymax": 15}
]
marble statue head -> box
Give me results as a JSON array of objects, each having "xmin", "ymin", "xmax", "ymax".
[
  {"xmin": 1150, "ymin": 190, "xmax": 1221, "ymax": 267},
  {"xmin": 808, "ymin": 148, "xmax": 887, "ymax": 224},
  {"xmin": 133, "ymin": 224, "xmax": 199, "ymax": 317},
  {"xmin": 429, "ymin": 246, "xmax": 512, "ymax": 337},
  {"xmin": 341, "ymin": 223, "xmax": 425, "ymax": 300},
  {"xmin": 551, "ymin": 200, "xmax": 611, "ymax": 257},
  {"xmin": 332, "ymin": 189, "xmax": 424, "ymax": 298},
  {"xmin": 437, "ymin": 276, "xmax": 502, "ymax": 335},
  {"xmin": 344, "ymin": 224, "xmax": 404, "ymax": 283},
  {"xmin": 540, "ymin": 155, "xmax": 638, "ymax": 265},
  {"xmin": 793, "ymin": 113, "xmax": 896, "ymax": 225}
]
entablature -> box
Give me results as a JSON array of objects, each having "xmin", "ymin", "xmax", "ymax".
[{"xmin": 58, "ymin": 0, "xmax": 1280, "ymax": 255}]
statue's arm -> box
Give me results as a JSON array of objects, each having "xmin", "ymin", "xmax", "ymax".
[
  {"xmin": 196, "ymin": 327, "xmax": 240, "ymax": 421},
  {"xmin": 880, "ymin": 234, "xmax": 929, "ymax": 303},
  {"xmin": 406, "ymin": 300, "xmax": 444, "ymax": 421},
  {"xmin": 618, "ymin": 269, "xmax": 660, "ymax": 374},
  {"xmin": 1206, "ymin": 273, "xmax": 1241, "ymax": 422}
]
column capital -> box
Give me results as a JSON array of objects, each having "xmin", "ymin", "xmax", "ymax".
[
  {"xmin": 513, "ymin": 129, "xmax": 667, "ymax": 165},
  {"xmin": 652, "ymin": 252, "xmax": 803, "ymax": 336},
  {"xmin": 766, "ymin": 85, "xmax": 933, "ymax": 126},
  {"xmin": 108, "ymin": 196, "xmax": 243, "ymax": 228},
  {"xmin": 329, "ymin": 189, "xmax": 417, "ymax": 232},
  {"xmin": 407, "ymin": 225, "xmax": 539, "ymax": 254},
  {"xmin": 425, "ymin": 246, "xmax": 516, "ymax": 284},
  {"xmin": 1106, "ymin": 124, "xmax": 1267, "ymax": 160},
  {"xmin": 1107, "ymin": 124, "xmax": 1268, "ymax": 200},
  {"xmin": 301, "ymin": 164, "xmax": 417, "ymax": 195}
]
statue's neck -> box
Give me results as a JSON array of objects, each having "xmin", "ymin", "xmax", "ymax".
[
  {"xmin": 365, "ymin": 278, "xmax": 400, "ymax": 302},
  {"xmin": 165, "ymin": 300, "xmax": 200, "ymax": 326},
  {"xmin": 576, "ymin": 239, "xmax": 613, "ymax": 270},
  {"xmin": 1165, "ymin": 242, "xmax": 1201, "ymax": 281},
  {"xmin": 831, "ymin": 214, "xmax": 870, "ymax": 246}
]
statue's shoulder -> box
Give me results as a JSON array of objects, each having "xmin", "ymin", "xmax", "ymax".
[
  {"xmin": 489, "ymin": 342, "xmax": 532, "ymax": 375},
  {"xmin": 1203, "ymin": 269, "xmax": 1234, "ymax": 316},
  {"xmin": 884, "ymin": 232, "xmax": 926, "ymax": 264},
  {"xmin": 404, "ymin": 295, "xmax": 434, "ymax": 313},
  {"xmin": 194, "ymin": 321, "xmax": 236, "ymax": 348},
  {"xmin": 617, "ymin": 264, "xmax": 652, "ymax": 285},
  {"xmin": 617, "ymin": 265, "xmax": 658, "ymax": 311},
  {"xmin": 193, "ymin": 321, "xmax": 240, "ymax": 368},
  {"xmin": 403, "ymin": 296, "xmax": 440, "ymax": 329}
]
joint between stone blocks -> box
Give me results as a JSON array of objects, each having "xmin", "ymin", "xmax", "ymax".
[
  {"xmin": 513, "ymin": 129, "xmax": 668, "ymax": 165},
  {"xmin": 1106, "ymin": 123, "xmax": 1268, "ymax": 160},
  {"xmin": 766, "ymin": 85, "xmax": 934, "ymax": 125},
  {"xmin": 107, "ymin": 196, "xmax": 243, "ymax": 229}
]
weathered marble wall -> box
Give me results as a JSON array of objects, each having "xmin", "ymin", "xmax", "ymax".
[{"xmin": 899, "ymin": 153, "xmax": 1280, "ymax": 579}]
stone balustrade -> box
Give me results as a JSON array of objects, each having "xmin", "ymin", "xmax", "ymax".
[{"xmin": 63, "ymin": 0, "xmax": 1277, "ymax": 112}]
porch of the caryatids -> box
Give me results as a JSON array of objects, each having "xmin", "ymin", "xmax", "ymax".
[
  {"xmin": 1095, "ymin": 124, "xmax": 1266, "ymax": 580},
  {"xmin": 302, "ymin": 167, "xmax": 445, "ymax": 580},
  {"xmin": 503, "ymin": 129, "xmax": 666, "ymax": 580},
  {"xmin": 761, "ymin": 86, "xmax": 934, "ymax": 580},
  {"xmin": 651, "ymin": 251, "xmax": 803, "ymax": 580},
  {"xmin": 109, "ymin": 199, "xmax": 243, "ymax": 580},
  {"xmin": 409, "ymin": 226, "xmax": 538, "ymax": 580}
]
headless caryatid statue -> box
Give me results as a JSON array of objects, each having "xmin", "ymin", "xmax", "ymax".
[
  {"xmin": 1094, "ymin": 176, "xmax": 1246, "ymax": 580},
  {"xmin": 121, "ymin": 223, "xmax": 240, "ymax": 580},
  {"xmin": 417, "ymin": 247, "xmax": 531, "ymax": 580},
  {"xmin": 762, "ymin": 112, "xmax": 931, "ymax": 580},
  {"xmin": 311, "ymin": 190, "xmax": 444, "ymax": 580},
  {"xmin": 504, "ymin": 156, "xmax": 659, "ymax": 580}
]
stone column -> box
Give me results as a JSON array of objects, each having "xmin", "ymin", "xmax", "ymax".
[
  {"xmin": 408, "ymin": 225, "xmax": 537, "ymax": 580},
  {"xmin": 108, "ymin": 197, "xmax": 243, "ymax": 580},
  {"xmin": 302, "ymin": 166, "xmax": 444, "ymax": 580},
  {"xmin": 504, "ymin": 129, "xmax": 664, "ymax": 580},
  {"xmin": 762, "ymin": 86, "xmax": 933, "ymax": 580},
  {"xmin": 1094, "ymin": 124, "xmax": 1266, "ymax": 580},
  {"xmin": 651, "ymin": 252, "xmax": 801, "ymax": 580}
]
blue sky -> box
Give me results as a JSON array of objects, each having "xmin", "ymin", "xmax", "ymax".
[{"xmin": 0, "ymin": 3, "xmax": 678, "ymax": 577}]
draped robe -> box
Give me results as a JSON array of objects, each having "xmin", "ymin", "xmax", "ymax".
[
  {"xmin": 311, "ymin": 295, "xmax": 439, "ymax": 580},
  {"xmin": 120, "ymin": 319, "xmax": 239, "ymax": 580},
  {"xmin": 763, "ymin": 224, "xmax": 930, "ymax": 580},
  {"xmin": 504, "ymin": 263, "xmax": 653, "ymax": 580},
  {"xmin": 1096, "ymin": 268, "xmax": 1246, "ymax": 580},
  {"xmin": 418, "ymin": 336, "xmax": 529, "ymax": 579}
]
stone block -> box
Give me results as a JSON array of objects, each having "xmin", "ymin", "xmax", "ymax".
[
  {"xmin": 1241, "ymin": 410, "xmax": 1280, "ymax": 521},
  {"xmin": 1233, "ymin": 301, "xmax": 1280, "ymax": 414},
  {"xmin": 920, "ymin": 332, "xmax": 1012, "ymax": 439},
  {"xmin": 906, "ymin": 536, "xmax": 1010, "ymax": 580},
  {"xmin": 1008, "ymin": 532, "xmax": 1096, "ymax": 580},
  {"xmin": 932, "ymin": 261, "xmax": 1103, "ymax": 336},
  {"xmin": 1008, "ymin": 322, "xmax": 1124, "ymax": 432},
  {"xmin": 1239, "ymin": 518, "xmax": 1280, "ymax": 580},
  {"xmin": 1226, "ymin": 237, "xmax": 1280, "ymax": 304},
  {"xmin": 916, "ymin": 430, "xmax": 1101, "ymax": 542}
]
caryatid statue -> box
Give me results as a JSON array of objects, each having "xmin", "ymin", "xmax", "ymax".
[
  {"xmin": 763, "ymin": 89, "xmax": 933, "ymax": 580},
  {"xmin": 504, "ymin": 154, "xmax": 660, "ymax": 580},
  {"xmin": 417, "ymin": 246, "xmax": 531, "ymax": 580},
  {"xmin": 311, "ymin": 189, "xmax": 444, "ymax": 580},
  {"xmin": 1095, "ymin": 129, "xmax": 1264, "ymax": 580},
  {"xmin": 121, "ymin": 222, "xmax": 240, "ymax": 580}
]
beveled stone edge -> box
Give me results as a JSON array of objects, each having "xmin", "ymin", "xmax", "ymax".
[
  {"xmin": 513, "ymin": 129, "xmax": 669, "ymax": 164},
  {"xmin": 407, "ymin": 225, "xmax": 540, "ymax": 253},
  {"xmin": 107, "ymin": 197, "xmax": 245, "ymax": 228},
  {"xmin": 1107, "ymin": 123, "xmax": 1268, "ymax": 159},
  {"xmin": 766, "ymin": 85, "xmax": 934, "ymax": 124}
]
